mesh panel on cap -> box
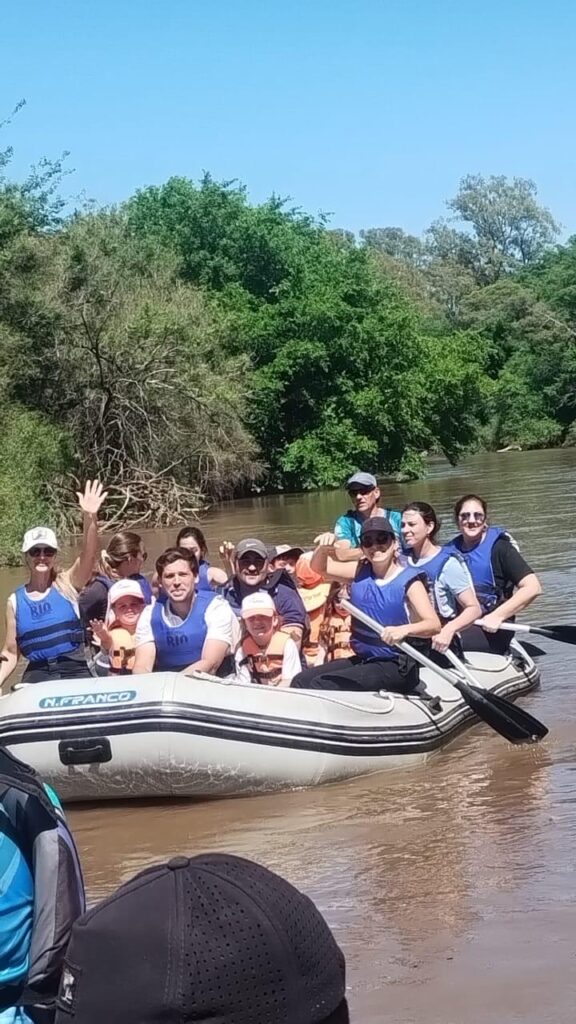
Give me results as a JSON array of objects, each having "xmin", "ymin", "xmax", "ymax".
[
  {"xmin": 217, "ymin": 858, "xmax": 346, "ymax": 1023},
  {"xmin": 174, "ymin": 856, "xmax": 344, "ymax": 1024}
]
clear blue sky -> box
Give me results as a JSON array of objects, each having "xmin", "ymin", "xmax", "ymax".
[{"xmin": 1, "ymin": 0, "xmax": 574, "ymax": 236}]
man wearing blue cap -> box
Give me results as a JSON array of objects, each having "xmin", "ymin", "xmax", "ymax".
[{"xmin": 333, "ymin": 472, "xmax": 403, "ymax": 561}]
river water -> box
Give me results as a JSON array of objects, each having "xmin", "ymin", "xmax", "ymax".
[{"xmin": 7, "ymin": 449, "xmax": 576, "ymax": 1022}]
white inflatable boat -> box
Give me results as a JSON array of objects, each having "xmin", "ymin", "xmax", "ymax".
[{"xmin": 0, "ymin": 645, "xmax": 540, "ymax": 802}]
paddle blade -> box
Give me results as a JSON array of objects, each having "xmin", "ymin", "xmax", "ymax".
[
  {"xmin": 454, "ymin": 680, "xmax": 548, "ymax": 745},
  {"xmin": 533, "ymin": 624, "xmax": 576, "ymax": 645}
]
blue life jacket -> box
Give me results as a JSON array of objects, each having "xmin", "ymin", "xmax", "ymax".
[
  {"xmin": 15, "ymin": 587, "xmax": 84, "ymax": 664},
  {"xmin": 449, "ymin": 526, "xmax": 507, "ymax": 613},
  {"xmin": 197, "ymin": 560, "xmax": 212, "ymax": 593},
  {"xmin": 408, "ymin": 547, "xmax": 460, "ymax": 621},
  {"xmin": 151, "ymin": 590, "xmax": 215, "ymax": 671},
  {"xmin": 0, "ymin": 749, "xmax": 84, "ymax": 1016},
  {"xmin": 350, "ymin": 564, "xmax": 426, "ymax": 660},
  {"xmin": 95, "ymin": 573, "xmax": 153, "ymax": 604}
]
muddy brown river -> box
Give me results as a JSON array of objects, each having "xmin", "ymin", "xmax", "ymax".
[{"xmin": 5, "ymin": 449, "xmax": 576, "ymax": 1022}]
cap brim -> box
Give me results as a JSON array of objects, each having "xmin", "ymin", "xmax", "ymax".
[{"xmin": 241, "ymin": 609, "xmax": 275, "ymax": 619}]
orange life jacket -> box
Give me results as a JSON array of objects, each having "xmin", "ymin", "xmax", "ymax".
[
  {"xmin": 303, "ymin": 604, "xmax": 326, "ymax": 663},
  {"xmin": 319, "ymin": 613, "xmax": 353, "ymax": 661},
  {"xmin": 241, "ymin": 631, "xmax": 290, "ymax": 685},
  {"xmin": 109, "ymin": 626, "xmax": 136, "ymax": 675}
]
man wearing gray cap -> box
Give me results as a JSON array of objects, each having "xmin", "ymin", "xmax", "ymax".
[
  {"xmin": 221, "ymin": 539, "xmax": 307, "ymax": 647},
  {"xmin": 333, "ymin": 472, "xmax": 403, "ymax": 562}
]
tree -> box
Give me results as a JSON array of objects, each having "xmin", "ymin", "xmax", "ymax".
[
  {"xmin": 0, "ymin": 211, "xmax": 262, "ymax": 528},
  {"xmin": 445, "ymin": 174, "xmax": 560, "ymax": 283},
  {"xmin": 360, "ymin": 226, "xmax": 425, "ymax": 266}
]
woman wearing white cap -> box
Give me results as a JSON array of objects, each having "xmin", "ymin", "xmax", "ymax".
[{"xmin": 0, "ymin": 481, "xmax": 108, "ymax": 690}]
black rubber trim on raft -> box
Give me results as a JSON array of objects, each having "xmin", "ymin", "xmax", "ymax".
[
  {"xmin": 0, "ymin": 673, "xmax": 539, "ymax": 759},
  {"xmin": 0, "ymin": 666, "xmax": 538, "ymax": 743},
  {"xmin": 0, "ymin": 710, "xmax": 479, "ymax": 758},
  {"xmin": 0, "ymin": 662, "xmax": 539, "ymax": 734}
]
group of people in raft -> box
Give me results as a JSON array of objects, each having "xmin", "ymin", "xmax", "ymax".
[{"xmin": 0, "ymin": 472, "xmax": 542, "ymax": 696}]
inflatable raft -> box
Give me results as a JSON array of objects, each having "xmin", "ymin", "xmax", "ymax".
[{"xmin": 0, "ymin": 644, "xmax": 540, "ymax": 802}]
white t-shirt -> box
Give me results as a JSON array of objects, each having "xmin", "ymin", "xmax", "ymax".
[
  {"xmin": 135, "ymin": 595, "xmax": 240, "ymax": 651},
  {"xmin": 235, "ymin": 635, "xmax": 302, "ymax": 685}
]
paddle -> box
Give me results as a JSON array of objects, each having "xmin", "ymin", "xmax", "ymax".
[
  {"xmin": 482, "ymin": 621, "xmax": 576, "ymax": 646},
  {"xmin": 442, "ymin": 647, "xmax": 548, "ymax": 741},
  {"xmin": 341, "ymin": 600, "xmax": 547, "ymax": 745}
]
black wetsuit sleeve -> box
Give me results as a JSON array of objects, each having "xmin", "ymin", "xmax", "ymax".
[
  {"xmin": 491, "ymin": 537, "xmax": 534, "ymax": 598},
  {"xmin": 78, "ymin": 580, "xmax": 108, "ymax": 626}
]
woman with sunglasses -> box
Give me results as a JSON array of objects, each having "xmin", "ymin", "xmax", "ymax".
[
  {"xmin": 79, "ymin": 531, "xmax": 152, "ymax": 625},
  {"xmin": 401, "ymin": 501, "xmax": 481, "ymax": 655},
  {"xmin": 450, "ymin": 494, "xmax": 542, "ymax": 654},
  {"xmin": 290, "ymin": 517, "xmax": 440, "ymax": 692},
  {"xmin": 0, "ymin": 481, "xmax": 108, "ymax": 690}
]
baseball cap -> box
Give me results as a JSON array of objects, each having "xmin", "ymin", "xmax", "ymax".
[
  {"xmin": 346, "ymin": 472, "xmax": 377, "ymax": 490},
  {"xmin": 55, "ymin": 853, "xmax": 349, "ymax": 1024},
  {"xmin": 241, "ymin": 592, "xmax": 276, "ymax": 618},
  {"xmin": 21, "ymin": 526, "xmax": 58, "ymax": 553},
  {"xmin": 273, "ymin": 543, "xmax": 304, "ymax": 560},
  {"xmin": 108, "ymin": 579, "xmax": 145, "ymax": 605},
  {"xmin": 360, "ymin": 517, "xmax": 395, "ymax": 541},
  {"xmin": 236, "ymin": 538, "xmax": 269, "ymax": 560}
]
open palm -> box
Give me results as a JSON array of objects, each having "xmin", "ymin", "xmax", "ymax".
[{"xmin": 77, "ymin": 480, "xmax": 108, "ymax": 515}]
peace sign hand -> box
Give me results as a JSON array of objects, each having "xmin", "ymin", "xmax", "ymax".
[{"xmin": 77, "ymin": 480, "xmax": 108, "ymax": 516}]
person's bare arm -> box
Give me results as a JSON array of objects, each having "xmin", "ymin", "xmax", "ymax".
[
  {"xmin": 68, "ymin": 481, "xmax": 108, "ymax": 591},
  {"xmin": 477, "ymin": 573, "xmax": 542, "ymax": 632},
  {"xmin": 432, "ymin": 587, "xmax": 481, "ymax": 653},
  {"xmin": 331, "ymin": 540, "xmax": 363, "ymax": 563},
  {"xmin": 380, "ymin": 581, "xmax": 440, "ymax": 646},
  {"xmin": 181, "ymin": 638, "xmax": 230, "ymax": 676},
  {"xmin": 310, "ymin": 534, "xmax": 357, "ymax": 582},
  {"xmin": 132, "ymin": 643, "xmax": 156, "ymax": 674},
  {"xmin": 207, "ymin": 566, "xmax": 228, "ymax": 587},
  {"xmin": 0, "ymin": 601, "xmax": 19, "ymax": 693}
]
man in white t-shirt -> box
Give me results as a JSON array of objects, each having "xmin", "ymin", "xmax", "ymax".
[{"xmin": 133, "ymin": 548, "xmax": 240, "ymax": 676}]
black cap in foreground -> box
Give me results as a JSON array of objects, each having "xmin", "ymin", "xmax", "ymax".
[
  {"xmin": 55, "ymin": 852, "xmax": 349, "ymax": 1024},
  {"xmin": 360, "ymin": 516, "xmax": 396, "ymax": 541}
]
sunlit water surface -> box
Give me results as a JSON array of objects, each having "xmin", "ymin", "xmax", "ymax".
[{"xmin": 4, "ymin": 449, "xmax": 575, "ymax": 1023}]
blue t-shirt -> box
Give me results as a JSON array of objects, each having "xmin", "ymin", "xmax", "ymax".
[
  {"xmin": 334, "ymin": 508, "xmax": 404, "ymax": 549},
  {"xmin": 0, "ymin": 809, "xmax": 34, "ymax": 1024}
]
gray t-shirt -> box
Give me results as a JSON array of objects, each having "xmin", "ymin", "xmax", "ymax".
[{"xmin": 408, "ymin": 552, "xmax": 473, "ymax": 619}]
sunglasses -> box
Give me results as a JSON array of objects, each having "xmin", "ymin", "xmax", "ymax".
[
  {"xmin": 458, "ymin": 512, "xmax": 486, "ymax": 523},
  {"xmin": 362, "ymin": 532, "xmax": 393, "ymax": 546},
  {"xmin": 29, "ymin": 546, "xmax": 56, "ymax": 557},
  {"xmin": 238, "ymin": 555, "xmax": 266, "ymax": 569},
  {"xmin": 348, "ymin": 486, "xmax": 375, "ymax": 497}
]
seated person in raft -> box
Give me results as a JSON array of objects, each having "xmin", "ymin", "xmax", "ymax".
[
  {"xmin": 219, "ymin": 538, "xmax": 307, "ymax": 648},
  {"xmin": 235, "ymin": 593, "xmax": 302, "ymax": 687},
  {"xmin": 132, "ymin": 548, "xmax": 239, "ymax": 676},
  {"xmin": 89, "ymin": 579, "xmax": 147, "ymax": 675},
  {"xmin": 290, "ymin": 518, "xmax": 440, "ymax": 693},
  {"xmin": 0, "ymin": 481, "xmax": 108, "ymax": 691},
  {"xmin": 449, "ymin": 494, "xmax": 542, "ymax": 655}
]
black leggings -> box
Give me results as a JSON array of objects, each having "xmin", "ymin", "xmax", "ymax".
[
  {"xmin": 290, "ymin": 655, "xmax": 419, "ymax": 693},
  {"xmin": 461, "ymin": 624, "xmax": 512, "ymax": 656},
  {"xmin": 21, "ymin": 657, "xmax": 93, "ymax": 685}
]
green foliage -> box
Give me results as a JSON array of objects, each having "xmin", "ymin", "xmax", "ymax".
[
  {"xmin": 0, "ymin": 139, "xmax": 574, "ymax": 547},
  {"xmin": 0, "ymin": 407, "xmax": 71, "ymax": 564}
]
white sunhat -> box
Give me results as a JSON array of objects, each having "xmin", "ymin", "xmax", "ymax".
[
  {"xmin": 22, "ymin": 526, "xmax": 58, "ymax": 554},
  {"xmin": 108, "ymin": 579, "xmax": 145, "ymax": 605},
  {"xmin": 240, "ymin": 592, "xmax": 276, "ymax": 619}
]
